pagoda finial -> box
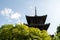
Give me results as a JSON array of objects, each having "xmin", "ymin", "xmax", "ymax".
[{"xmin": 35, "ymin": 7, "xmax": 37, "ymax": 16}]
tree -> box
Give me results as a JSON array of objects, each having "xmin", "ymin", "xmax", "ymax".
[
  {"xmin": 53, "ymin": 25, "xmax": 60, "ymax": 40},
  {"xmin": 0, "ymin": 24, "xmax": 51, "ymax": 40},
  {"xmin": 57, "ymin": 25, "xmax": 60, "ymax": 33}
]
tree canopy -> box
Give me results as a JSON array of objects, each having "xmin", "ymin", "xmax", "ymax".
[{"xmin": 0, "ymin": 24, "xmax": 51, "ymax": 40}]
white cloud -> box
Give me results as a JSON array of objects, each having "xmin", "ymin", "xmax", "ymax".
[
  {"xmin": 1, "ymin": 8, "xmax": 13, "ymax": 17},
  {"xmin": 0, "ymin": 8, "xmax": 21, "ymax": 23},
  {"xmin": 10, "ymin": 12, "xmax": 21, "ymax": 20}
]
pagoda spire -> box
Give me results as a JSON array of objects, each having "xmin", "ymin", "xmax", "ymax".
[{"xmin": 35, "ymin": 7, "xmax": 37, "ymax": 16}]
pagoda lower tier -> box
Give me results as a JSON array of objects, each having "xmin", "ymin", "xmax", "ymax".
[{"xmin": 25, "ymin": 23, "xmax": 50, "ymax": 30}]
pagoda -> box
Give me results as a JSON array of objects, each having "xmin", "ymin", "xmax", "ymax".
[{"xmin": 25, "ymin": 7, "xmax": 50, "ymax": 30}]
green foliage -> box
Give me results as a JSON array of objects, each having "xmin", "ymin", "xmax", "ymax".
[
  {"xmin": 53, "ymin": 25, "xmax": 60, "ymax": 40},
  {"xmin": 0, "ymin": 24, "xmax": 51, "ymax": 40},
  {"xmin": 53, "ymin": 33, "xmax": 60, "ymax": 40},
  {"xmin": 57, "ymin": 25, "xmax": 60, "ymax": 33}
]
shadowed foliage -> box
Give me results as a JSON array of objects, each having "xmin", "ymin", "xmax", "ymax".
[{"xmin": 53, "ymin": 25, "xmax": 60, "ymax": 40}]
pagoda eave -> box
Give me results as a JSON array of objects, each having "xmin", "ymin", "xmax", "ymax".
[{"xmin": 25, "ymin": 23, "xmax": 50, "ymax": 30}]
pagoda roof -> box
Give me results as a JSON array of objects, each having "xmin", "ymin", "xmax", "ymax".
[
  {"xmin": 26, "ymin": 15, "xmax": 47, "ymax": 24},
  {"xmin": 25, "ymin": 23, "xmax": 50, "ymax": 30},
  {"xmin": 26, "ymin": 15, "xmax": 47, "ymax": 17}
]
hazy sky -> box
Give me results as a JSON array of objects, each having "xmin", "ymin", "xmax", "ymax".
[{"xmin": 0, "ymin": 0, "xmax": 60, "ymax": 35}]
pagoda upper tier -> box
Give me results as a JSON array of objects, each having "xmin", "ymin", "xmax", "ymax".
[
  {"xmin": 25, "ymin": 7, "xmax": 50, "ymax": 30},
  {"xmin": 25, "ymin": 15, "xmax": 50, "ymax": 30},
  {"xmin": 26, "ymin": 15, "xmax": 47, "ymax": 24}
]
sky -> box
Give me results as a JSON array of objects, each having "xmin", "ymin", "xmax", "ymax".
[{"xmin": 0, "ymin": 0, "xmax": 60, "ymax": 35}]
